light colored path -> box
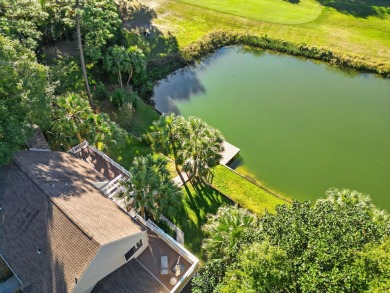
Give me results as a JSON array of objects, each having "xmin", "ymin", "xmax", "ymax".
[
  {"xmin": 173, "ymin": 140, "xmax": 240, "ymax": 187},
  {"xmin": 0, "ymin": 276, "xmax": 20, "ymax": 293}
]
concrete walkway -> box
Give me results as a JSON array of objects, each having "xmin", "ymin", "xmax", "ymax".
[
  {"xmin": 173, "ymin": 140, "xmax": 240, "ymax": 187},
  {"xmin": 0, "ymin": 276, "xmax": 20, "ymax": 293}
]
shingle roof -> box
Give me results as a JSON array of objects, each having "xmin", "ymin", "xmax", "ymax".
[
  {"xmin": 0, "ymin": 151, "xmax": 145, "ymax": 293},
  {"xmin": 26, "ymin": 126, "xmax": 50, "ymax": 150},
  {"xmin": 12, "ymin": 151, "xmax": 144, "ymax": 244},
  {"xmin": 92, "ymin": 259, "xmax": 168, "ymax": 293}
]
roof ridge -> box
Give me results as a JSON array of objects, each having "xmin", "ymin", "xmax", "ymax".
[{"xmin": 12, "ymin": 156, "xmax": 96, "ymax": 241}]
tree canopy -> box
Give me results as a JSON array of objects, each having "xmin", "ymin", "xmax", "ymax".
[
  {"xmin": 148, "ymin": 114, "xmax": 224, "ymax": 181},
  {"xmin": 81, "ymin": 0, "xmax": 121, "ymax": 62},
  {"xmin": 51, "ymin": 93, "xmax": 125, "ymax": 151},
  {"xmin": 0, "ymin": 35, "xmax": 50, "ymax": 165},
  {"xmin": 193, "ymin": 189, "xmax": 390, "ymax": 293},
  {"xmin": 0, "ymin": 0, "xmax": 48, "ymax": 49},
  {"xmin": 104, "ymin": 45, "xmax": 146, "ymax": 88},
  {"xmin": 120, "ymin": 154, "xmax": 182, "ymax": 219}
]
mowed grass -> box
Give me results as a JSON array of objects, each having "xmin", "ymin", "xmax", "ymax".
[
  {"xmin": 179, "ymin": 0, "xmax": 322, "ymax": 24},
  {"xmin": 211, "ymin": 165, "xmax": 288, "ymax": 215},
  {"xmin": 140, "ymin": 0, "xmax": 390, "ymax": 67}
]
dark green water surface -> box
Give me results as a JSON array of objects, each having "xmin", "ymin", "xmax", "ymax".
[{"xmin": 153, "ymin": 47, "xmax": 390, "ymax": 210}]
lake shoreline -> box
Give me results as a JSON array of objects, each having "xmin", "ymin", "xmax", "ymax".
[
  {"xmin": 151, "ymin": 46, "xmax": 390, "ymax": 210},
  {"xmin": 144, "ymin": 31, "xmax": 389, "ymax": 100}
]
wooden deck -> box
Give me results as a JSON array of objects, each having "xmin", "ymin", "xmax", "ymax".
[{"xmin": 137, "ymin": 231, "xmax": 192, "ymax": 291}]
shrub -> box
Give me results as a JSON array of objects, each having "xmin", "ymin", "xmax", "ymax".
[
  {"xmin": 94, "ymin": 82, "xmax": 109, "ymax": 100},
  {"xmin": 110, "ymin": 88, "xmax": 128, "ymax": 108}
]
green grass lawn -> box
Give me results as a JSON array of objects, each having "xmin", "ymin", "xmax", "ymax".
[
  {"xmin": 140, "ymin": 0, "xmax": 390, "ymax": 68},
  {"xmin": 167, "ymin": 166, "xmax": 288, "ymax": 259},
  {"xmin": 169, "ymin": 181, "xmax": 233, "ymax": 260},
  {"xmin": 211, "ymin": 165, "xmax": 288, "ymax": 215},
  {"xmin": 179, "ymin": 0, "xmax": 322, "ymax": 24}
]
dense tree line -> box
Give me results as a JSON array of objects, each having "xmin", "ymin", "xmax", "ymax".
[
  {"xmin": 0, "ymin": 0, "xmax": 146, "ymax": 165},
  {"xmin": 193, "ymin": 189, "xmax": 390, "ymax": 293}
]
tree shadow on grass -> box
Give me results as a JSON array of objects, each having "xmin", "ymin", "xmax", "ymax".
[
  {"xmin": 122, "ymin": 2, "xmax": 180, "ymax": 58},
  {"xmin": 317, "ymin": 0, "xmax": 389, "ymax": 18},
  {"xmin": 283, "ymin": 0, "xmax": 301, "ymax": 4}
]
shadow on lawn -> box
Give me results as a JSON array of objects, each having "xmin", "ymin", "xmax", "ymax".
[
  {"xmin": 173, "ymin": 179, "xmax": 231, "ymax": 257},
  {"xmin": 122, "ymin": 2, "xmax": 180, "ymax": 58},
  {"xmin": 317, "ymin": 0, "xmax": 389, "ymax": 18},
  {"xmin": 283, "ymin": 0, "xmax": 301, "ymax": 4}
]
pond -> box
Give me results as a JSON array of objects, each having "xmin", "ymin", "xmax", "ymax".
[{"xmin": 152, "ymin": 47, "xmax": 390, "ymax": 210}]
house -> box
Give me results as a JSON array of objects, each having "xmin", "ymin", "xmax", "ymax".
[{"xmin": 0, "ymin": 142, "xmax": 198, "ymax": 293}]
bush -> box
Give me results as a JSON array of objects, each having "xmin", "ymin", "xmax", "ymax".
[
  {"xmin": 94, "ymin": 82, "xmax": 109, "ymax": 100},
  {"xmin": 110, "ymin": 88, "xmax": 128, "ymax": 108}
]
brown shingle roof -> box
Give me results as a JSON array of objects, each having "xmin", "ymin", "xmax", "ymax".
[
  {"xmin": 13, "ymin": 151, "xmax": 144, "ymax": 244},
  {"xmin": 26, "ymin": 126, "xmax": 50, "ymax": 150},
  {"xmin": 0, "ymin": 163, "xmax": 99, "ymax": 293},
  {"xmin": 0, "ymin": 151, "xmax": 145, "ymax": 292}
]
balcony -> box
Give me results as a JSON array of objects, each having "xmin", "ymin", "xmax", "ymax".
[{"xmin": 133, "ymin": 214, "xmax": 199, "ymax": 293}]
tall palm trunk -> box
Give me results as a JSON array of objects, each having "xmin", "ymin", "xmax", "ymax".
[
  {"xmin": 171, "ymin": 137, "xmax": 186, "ymax": 184},
  {"xmin": 76, "ymin": 0, "xmax": 95, "ymax": 110},
  {"xmin": 126, "ymin": 65, "xmax": 133, "ymax": 87},
  {"xmin": 118, "ymin": 70, "xmax": 123, "ymax": 88}
]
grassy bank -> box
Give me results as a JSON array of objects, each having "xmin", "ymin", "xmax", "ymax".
[
  {"xmin": 145, "ymin": 30, "xmax": 390, "ymax": 91},
  {"xmin": 140, "ymin": 0, "xmax": 390, "ymax": 74},
  {"xmin": 211, "ymin": 165, "xmax": 288, "ymax": 215}
]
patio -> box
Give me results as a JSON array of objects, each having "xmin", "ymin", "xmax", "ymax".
[{"xmin": 137, "ymin": 230, "xmax": 192, "ymax": 291}]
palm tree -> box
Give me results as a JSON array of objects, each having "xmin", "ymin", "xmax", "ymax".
[
  {"xmin": 76, "ymin": 0, "xmax": 94, "ymax": 110},
  {"xmin": 104, "ymin": 45, "xmax": 130, "ymax": 88},
  {"xmin": 202, "ymin": 205, "xmax": 256, "ymax": 260},
  {"xmin": 51, "ymin": 94, "xmax": 91, "ymax": 147},
  {"xmin": 120, "ymin": 154, "xmax": 182, "ymax": 219},
  {"xmin": 104, "ymin": 45, "xmax": 146, "ymax": 88},
  {"xmin": 148, "ymin": 114, "xmax": 186, "ymax": 174},
  {"xmin": 179, "ymin": 116, "xmax": 224, "ymax": 180}
]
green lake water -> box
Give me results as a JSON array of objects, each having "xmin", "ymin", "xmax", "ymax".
[{"xmin": 152, "ymin": 47, "xmax": 390, "ymax": 210}]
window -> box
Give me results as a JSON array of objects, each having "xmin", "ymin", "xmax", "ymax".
[{"xmin": 124, "ymin": 239, "xmax": 143, "ymax": 262}]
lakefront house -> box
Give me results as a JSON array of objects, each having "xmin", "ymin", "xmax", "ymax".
[{"xmin": 0, "ymin": 135, "xmax": 198, "ymax": 293}]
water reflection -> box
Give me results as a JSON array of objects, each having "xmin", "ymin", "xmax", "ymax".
[
  {"xmin": 153, "ymin": 70, "xmax": 205, "ymax": 113},
  {"xmin": 153, "ymin": 47, "xmax": 237, "ymax": 113}
]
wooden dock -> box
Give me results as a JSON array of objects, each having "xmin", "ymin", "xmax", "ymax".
[{"xmin": 220, "ymin": 141, "xmax": 240, "ymax": 166}]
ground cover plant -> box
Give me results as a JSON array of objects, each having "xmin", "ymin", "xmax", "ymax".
[{"xmin": 211, "ymin": 165, "xmax": 288, "ymax": 215}]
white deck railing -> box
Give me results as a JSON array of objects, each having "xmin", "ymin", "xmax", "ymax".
[
  {"xmin": 69, "ymin": 141, "xmax": 131, "ymax": 178},
  {"xmin": 146, "ymin": 219, "xmax": 198, "ymax": 265}
]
